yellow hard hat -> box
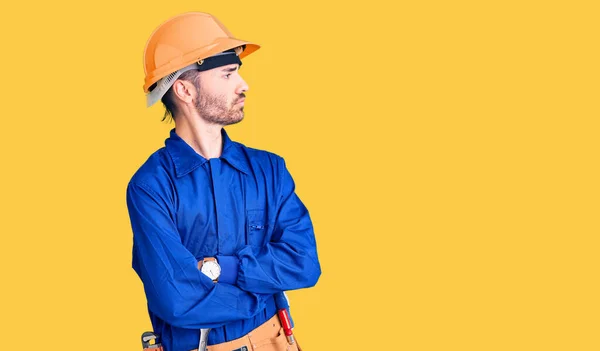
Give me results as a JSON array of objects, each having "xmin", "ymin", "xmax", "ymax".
[{"xmin": 143, "ymin": 12, "xmax": 260, "ymax": 106}]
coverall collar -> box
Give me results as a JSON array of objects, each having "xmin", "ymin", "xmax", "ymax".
[{"xmin": 165, "ymin": 127, "xmax": 251, "ymax": 177}]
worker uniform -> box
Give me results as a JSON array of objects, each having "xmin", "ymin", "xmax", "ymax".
[{"xmin": 126, "ymin": 127, "xmax": 321, "ymax": 351}]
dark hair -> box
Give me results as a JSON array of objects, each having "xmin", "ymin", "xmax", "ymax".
[{"xmin": 159, "ymin": 70, "xmax": 201, "ymax": 123}]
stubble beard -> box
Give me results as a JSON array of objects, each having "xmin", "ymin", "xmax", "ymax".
[{"xmin": 194, "ymin": 90, "xmax": 244, "ymax": 126}]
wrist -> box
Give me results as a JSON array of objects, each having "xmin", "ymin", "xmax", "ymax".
[{"xmin": 199, "ymin": 257, "xmax": 221, "ymax": 282}]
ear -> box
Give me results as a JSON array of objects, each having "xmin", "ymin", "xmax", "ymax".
[{"xmin": 171, "ymin": 79, "xmax": 197, "ymax": 105}]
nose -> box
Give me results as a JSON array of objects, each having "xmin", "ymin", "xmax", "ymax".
[{"xmin": 236, "ymin": 76, "xmax": 249, "ymax": 95}]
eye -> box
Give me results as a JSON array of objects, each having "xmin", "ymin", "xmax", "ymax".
[{"xmin": 224, "ymin": 73, "xmax": 232, "ymax": 79}]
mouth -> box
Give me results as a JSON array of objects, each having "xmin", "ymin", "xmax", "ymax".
[{"xmin": 235, "ymin": 99, "xmax": 245, "ymax": 105}]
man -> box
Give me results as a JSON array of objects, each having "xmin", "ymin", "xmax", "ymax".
[{"xmin": 126, "ymin": 12, "xmax": 321, "ymax": 351}]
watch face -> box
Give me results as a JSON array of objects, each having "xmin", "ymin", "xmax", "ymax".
[{"xmin": 201, "ymin": 261, "xmax": 221, "ymax": 280}]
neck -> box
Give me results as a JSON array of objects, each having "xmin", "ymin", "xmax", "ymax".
[{"xmin": 174, "ymin": 113, "xmax": 224, "ymax": 160}]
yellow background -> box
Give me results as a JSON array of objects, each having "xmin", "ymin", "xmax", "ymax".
[{"xmin": 1, "ymin": 0, "xmax": 598, "ymax": 350}]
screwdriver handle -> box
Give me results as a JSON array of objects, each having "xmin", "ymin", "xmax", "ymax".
[{"xmin": 277, "ymin": 308, "xmax": 295, "ymax": 344}]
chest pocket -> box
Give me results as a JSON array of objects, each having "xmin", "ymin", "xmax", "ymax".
[{"xmin": 246, "ymin": 209, "xmax": 270, "ymax": 247}]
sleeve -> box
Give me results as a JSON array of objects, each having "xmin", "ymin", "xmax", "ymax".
[
  {"xmin": 126, "ymin": 181, "xmax": 270, "ymax": 329},
  {"xmin": 232, "ymin": 157, "xmax": 322, "ymax": 294}
]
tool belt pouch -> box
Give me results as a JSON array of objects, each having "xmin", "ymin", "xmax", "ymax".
[{"xmin": 190, "ymin": 315, "xmax": 302, "ymax": 351}]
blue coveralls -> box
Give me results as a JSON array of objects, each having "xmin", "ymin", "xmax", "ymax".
[{"xmin": 126, "ymin": 127, "xmax": 321, "ymax": 351}]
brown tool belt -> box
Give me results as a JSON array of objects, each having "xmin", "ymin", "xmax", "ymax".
[
  {"xmin": 143, "ymin": 314, "xmax": 301, "ymax": 351},
  {"xmin": 190, "ymin": 313, "xmax": 301, "ymax": 351}
]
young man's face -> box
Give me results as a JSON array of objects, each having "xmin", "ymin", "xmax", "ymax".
[{"xmin": 193, "ymin": 63, "xmax": 248, "ymax": 126}]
